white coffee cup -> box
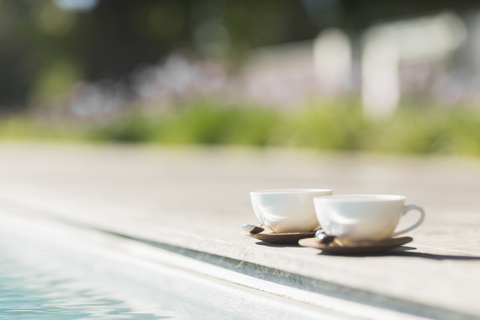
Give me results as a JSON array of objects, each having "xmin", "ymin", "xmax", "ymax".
[
  {"xmin": 314, "ymin": 194, "xmax": 425, "ymax": 242},
  {"xmin": 250, "ymin": 189, "xmax": 333, "ymax": 233}
]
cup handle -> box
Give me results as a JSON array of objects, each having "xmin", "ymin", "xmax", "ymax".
[{"xmin": 391, "ymin": 205, "xmax": 425, "ymax": 237}]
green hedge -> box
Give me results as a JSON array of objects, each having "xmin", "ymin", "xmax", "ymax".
[{"xmin": 2, "ymin": 99, "xmax": 480, "ymax": 157}]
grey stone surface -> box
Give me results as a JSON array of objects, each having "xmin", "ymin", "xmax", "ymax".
[{"xmin": 0, "ymin": 143, "xmax": 479, "ymax": 318}]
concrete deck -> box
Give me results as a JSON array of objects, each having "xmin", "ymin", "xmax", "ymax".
[{"xmin": 0, "ymin": 143, "xmax": 479, "ymax": 319}]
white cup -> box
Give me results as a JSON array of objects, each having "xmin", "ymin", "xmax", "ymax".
[
  {"xmin": 314, "ymin": 194, "xmax": 425, "ymax": 242},
  {"xmin": 250, "ymin": 189, "xmax": 333, "ymax": 233}
]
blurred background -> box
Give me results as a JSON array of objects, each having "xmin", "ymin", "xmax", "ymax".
[{"xmin": 2, "ymin": 0, "xmax": 480, "ymax": 156}]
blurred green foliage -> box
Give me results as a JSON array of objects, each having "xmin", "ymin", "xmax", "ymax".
[
  {"xmin": 1, "ymin": 1, "xmax": 479, "ymax": 157},
  {"xmin": 0, "ymin": 0, "xmax": 471, "ymax": 111},
  {"xmin": 2, "ymin": 99, "xmax": 480, "ymax": 157},
  {"xmin": 0, "ymin": 0, "xmax": 318, "ymax": 110},
  {"xmin": 286, "ymin": 99, "xmax": 367, "ymax": 150},
  {"xmin": 88, "ymin": 101, "xmax": 281, "ymax": 146}
]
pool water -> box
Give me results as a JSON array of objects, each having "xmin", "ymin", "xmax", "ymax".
[
  {"xmin": 0, "ymin": 221, "xmax": 243, "ymax": 320},
  {"xmin": 0, "ymin": 233, "xmax": 186, "ymax": 319},
  {"xmin": 0, "ymin": 253, "xmax": 163, "ymax": 319}
]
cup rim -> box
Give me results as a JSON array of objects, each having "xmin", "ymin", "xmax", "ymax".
[
  {"xmin": 314, "ymin": 194, "xmax": 405, "ymax": 203},
  {"xmin": 250, "ymin": 188, "xmax": 333, "ymax": 194}
]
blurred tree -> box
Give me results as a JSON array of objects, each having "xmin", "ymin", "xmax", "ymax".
[
  {"xmin": 70, "ymin": 0, "xmax": 190, "ymax": 81},
  {"xmin": 0, "ymin": 0, "xmax": 318, "ymax": 111},
  {"xmin": 0, "ymin": 1, "xmax": 44, "ymax": 111},
  {"xmin": 0, "ymin": 0, "xmax": 474, "ymax": 112}
]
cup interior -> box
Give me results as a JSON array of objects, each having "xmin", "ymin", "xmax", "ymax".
[
  {"xmin": 314, "ymin": 194, "xmax": 405, "ymax": 203},
  {"xmin": 251, "ymin": 188, "xmax": 333, "ymax": 195}
]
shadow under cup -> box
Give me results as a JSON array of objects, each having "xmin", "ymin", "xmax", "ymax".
[
  {"xmin": 250, "ymin": 189, "xmax": 333, "ymax": 233},
  {"xmin": 313, "ymin": 195, "xmax": 425, "ymax": 242}
]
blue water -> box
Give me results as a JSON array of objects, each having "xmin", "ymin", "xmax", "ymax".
[
  {"xmin": 0, "ymin": 240, "xmax": 173, "ymax": 319},
  {"xmin": 0, "ymin": 225, "xmax": 242, "ymax": 320}
]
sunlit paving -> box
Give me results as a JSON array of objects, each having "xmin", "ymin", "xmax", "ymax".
[{"xmin": 1, "ymin": 1, "xmax": 480, "ymax": 319}]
